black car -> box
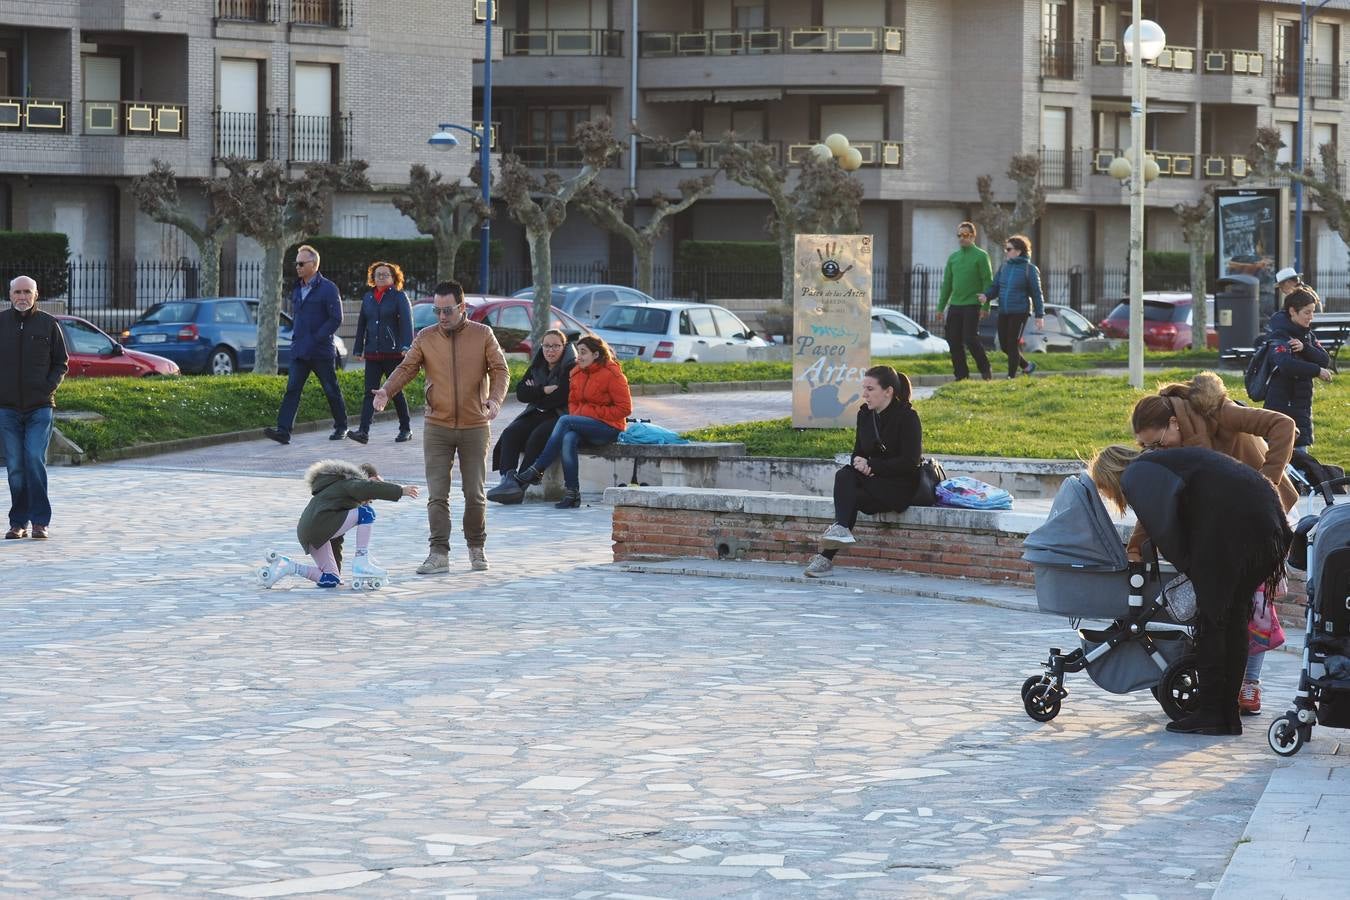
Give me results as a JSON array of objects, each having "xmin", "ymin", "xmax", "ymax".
[{"xmin": 977, "ymin": 303, "xmax": 1104, "ymax": 353}]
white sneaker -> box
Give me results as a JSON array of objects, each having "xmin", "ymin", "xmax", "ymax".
[
  {"xmin": 416, "ymin": 552, "xmax": 449, "ymax": 575},
  {"xmin": 804, "ymin": 554, "xmax": 834, "ymax": 578},
  {"xmin": 469, "ymin": 547, "xmax": 489, "ymax": 571},
  {"xmin": 820, "ymin": 523, "xmax": 856, "ymax": 545}
]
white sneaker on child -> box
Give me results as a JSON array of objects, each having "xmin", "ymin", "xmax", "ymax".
[
  {"xmin": 820, "ymin": 523, "xmax": 856, "ymax": 545},
  {"xmin": 804, "ymin": 554, "xmax": 834, "ymax": 577}
]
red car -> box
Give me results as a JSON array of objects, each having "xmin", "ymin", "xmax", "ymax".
[
  {"xmin": 56, "ymin": 314, "xmax": 180, "ymax": 377},
  {"xmin": 1097, "ymin": 293, "xmax": 1219, "ymax": 351},
  {"xmin": 411, "ymin": 296, "xmax": 593, "ymax": 353}
]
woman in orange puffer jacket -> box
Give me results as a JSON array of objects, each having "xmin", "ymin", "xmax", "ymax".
[{"xmin": 501, "ymin": 335, "xmax": 632, "ymax": 508}]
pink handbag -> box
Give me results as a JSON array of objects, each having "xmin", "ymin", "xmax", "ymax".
[{"xmin": 1249, "ymin": 584, "xmax": 1287, "ymax": 654}]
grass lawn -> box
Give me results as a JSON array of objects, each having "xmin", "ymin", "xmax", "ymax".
[{"xmin": 684, "ymin": 371, "xmax": 1350, "ymax": 463}]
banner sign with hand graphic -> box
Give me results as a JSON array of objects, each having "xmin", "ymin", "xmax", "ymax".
[{"xmin": 792, "ymin": 233, "xmax": 873, "ymax": 428}]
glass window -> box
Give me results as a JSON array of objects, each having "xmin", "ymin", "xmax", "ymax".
[
  {"xmin": 1057, "ymin": 307, "xmax": 1093, "ymax": 336},
  {"xmin": 679, "ymin": 311, "xmax": 694, "ymax": 335},
  {"xmin": 881, "ymin": 312, "xmax": 921, "ymax": 336},
  {"xmin": 497, "ymin": 305, "xmax": 532, "ymax": 331},
  {"xmin": 872, "ymin": 317, "xmax": 886, "ymax": 333},
  {"xmin": 589, "ymin": 289, "xmax": 620, "ymax": 319},
  {"xmin": 213, "ymin": 301, "xmax": 249, "ymax": 324},
  {"xmin": 598, "ymin": 305, "xmax": 669, "ymax": 334},
  {"xmin": 61, "ymin": 319, "xmax": 114, "ymax": 355},
  {"xmin": 687, "ymin": 307, "xmax": 717, "ymax": 336},
  {"xmin": 137, "ymin": 302, "xmax": 198, "ymax": 324},
  {"xmin": 711, "ymin": 308, "xmax": 748, "ymax": 338}
]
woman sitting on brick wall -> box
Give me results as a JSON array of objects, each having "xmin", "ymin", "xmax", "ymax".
[{"xmin": 805, "ymin": 365, "xmax": 923, "ymax": 578}]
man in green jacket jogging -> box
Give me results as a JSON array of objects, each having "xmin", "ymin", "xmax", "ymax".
[{"xmin": 938, "ymin": 221, "xmax": 993, "ymax": 380}]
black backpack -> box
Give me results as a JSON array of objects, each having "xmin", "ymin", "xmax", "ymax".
[{"xmin": 1244, "ymin": 335, "xmax": 1283, "ymax": 401}]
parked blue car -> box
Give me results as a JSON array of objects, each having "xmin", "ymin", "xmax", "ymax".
[{"xmin": 121, "ymin": 297, "xmax": 347, "ymax": 375}]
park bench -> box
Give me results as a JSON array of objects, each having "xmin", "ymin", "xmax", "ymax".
[{"xmin": 521, "ymin": 441, "xmax": 747, "ymax": 499}]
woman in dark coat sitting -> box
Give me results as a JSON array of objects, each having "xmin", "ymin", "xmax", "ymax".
[
  {"xmin": 1089, "ymin": 445, "xmax": 1291, "ymax": 735},
  {"xmin": 486, "ymin": 329, "xmax": 576, "ymax": 504},
  {"xmin": 1263, "ymin": 287, "xmax": 1333, "ymax": 448},
  {"xmin": 805, "ymin": 365, "xmax": 922, "ymax": 577}
]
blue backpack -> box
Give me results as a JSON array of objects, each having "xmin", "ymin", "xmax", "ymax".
[{"xmin": 618, "ymin": 422, "xmax": 689, "ymax": 445}]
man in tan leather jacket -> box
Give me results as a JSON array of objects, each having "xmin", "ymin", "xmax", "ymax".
[{"xmin": 375, "ymin": 281, "xmax": 509, "ymax": 574}]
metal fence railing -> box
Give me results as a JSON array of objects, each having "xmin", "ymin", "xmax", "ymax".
[{"xmin": 13, "ymin": 259, "xmax": 1350, "ymax": 338}]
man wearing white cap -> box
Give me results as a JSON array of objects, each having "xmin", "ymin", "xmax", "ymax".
[{"xmin": 1275, "ymin": 266, "xmax": 1304, "ymax": 299}]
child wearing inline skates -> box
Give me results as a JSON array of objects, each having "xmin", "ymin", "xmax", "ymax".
[{"xmin": 258, "ymin": 460, "xmax": 419, "ymax": 590}]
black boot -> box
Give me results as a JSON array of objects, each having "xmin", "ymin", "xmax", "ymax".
[
  {"xmin": 516, "ymin": 465, "xmax": 543, "ymax": 486},
  {"xmin": 486, "ymin": 472, "xmax": 526, "ymax": 504},
  {"xmin": 554, "ymin": 489, "xmax": 581, "ymax": 509}
]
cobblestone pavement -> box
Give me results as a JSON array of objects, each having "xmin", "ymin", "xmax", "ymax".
[{"xmin": 1, "ymin": 460, "xmax": 1301, "ymax": 898}]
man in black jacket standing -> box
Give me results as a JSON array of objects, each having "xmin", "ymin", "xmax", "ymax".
[{"xmin": 0, "ymin": 275, "xmax": 68, "ymax": 540}]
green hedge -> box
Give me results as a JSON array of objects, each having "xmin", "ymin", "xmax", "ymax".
[
  {"xmin": 286, "ymin": 236, "xmax": 505, "ymax": 299},
  {"xmin": 0, "ymin": 231, "xmax": 70, "ymax": 298},
  {"xmin": 1143, "ymin": 250, "xmax": 1213, "ymax": 292},
  {"xmin": 675, "ymin": 240, "xmax": 782, "ymax": 299}
]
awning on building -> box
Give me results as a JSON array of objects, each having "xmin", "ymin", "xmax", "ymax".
[
  {"xmin": 645, "ymin": 89, "xmax": 714, "ymax": 103},
  {"xmin": 712, "ymin": 88, "xmax": 784, "ymax": 103}
]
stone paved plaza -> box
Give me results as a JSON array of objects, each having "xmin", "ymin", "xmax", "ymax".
[{"xmin": 0, "ymin": 448, "xmax": 1310, "ymax": 898}]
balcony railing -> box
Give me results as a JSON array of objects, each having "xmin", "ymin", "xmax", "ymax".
[
  {"xmin": 1038, "ymin": 148, "xmax": 1082, "ymax": 190},
  {"xmin": 1041, "ymin": 39, "xmax": 1082, "ymax": 79},
  {"xmin": 216, "ymin": 0, "xmax": 278, "ymax": 23},
  {"xmin": 289, "ymin": 112, "xmax": 352, "ymax": 163},
  {"xmin": 473, "ymin": 0, "xmax": 496, "ymax": 23},
  {"xmin": 1091, "ymin": 40, "xmax": 1197, "ymax": 72},
  {"xmin": 0, "ymin": 96, "xmax": 70, "ymax": 132},
  {"xmin": 786, "ymin": 140, "xmax": 903, "ymax": 168},
  {"xmin": 1303, "ymin": 156, "xmax": 1347, "ymax": 189},
  {"xmin": 81, "ymin": 100, "xmax": 187, "ymax": 137},
  {"xmin": 637, "ymin": 139, "xmax": 780, "ymax": 168},
  {"xmin": 1090, "ymin": 147, "xmax": 1195, "ymax": 178},
  {"xmin": 507, "ymin": 143, "xmax": 622, "ymax": 168},
  {"xmin": 503, "ymin": 28, "xmax": 623, "ymax": 56},
  {"xmin": 213, "ymin": 109, "xmax": 289, "ymax": 161},
  {"xmin": 290, "ymin": 0, "xmax": 351, "ymax": 27},
  {"xmin": 1200, "ymin": 154, "xmax": 1251, "ymax": 179},
  {"xmin": 640, "ymin": 25, "xmax": 904, "ymax": 57},
  {"xmin": 1274, "ymin": 60, "xmax": 1345, "ymax": 99},
  {"xmin": 1198, "ymin": 48, "xmax": 1265, "ymax": 75}
]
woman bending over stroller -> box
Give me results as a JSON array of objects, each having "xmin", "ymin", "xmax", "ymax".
[
  {"xmin": 805, "ymin": 366, "xmax": 922, "ymax": 577},
  {"xmin": 1130, "ymin": 371, "xmax": 1298, "ymax": 715},
  {"xmin": 1091, "ymin": 445, "xmax": 1291, "ymax": 735}
]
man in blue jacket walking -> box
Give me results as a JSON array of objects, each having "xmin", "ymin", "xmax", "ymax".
[{"xmin": 264, "ymin": 245, "xmax": 348, "ymax": 444}]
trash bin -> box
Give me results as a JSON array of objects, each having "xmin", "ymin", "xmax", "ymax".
[{"xmin": 1214, "ymin": 274, "xmax": 1261, "ymax": 354}]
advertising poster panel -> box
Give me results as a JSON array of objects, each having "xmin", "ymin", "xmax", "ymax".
[
  {"xmin": 791, "ymin": 234, "xmax": 873, "ymax": 429},
  {"xmin": 1214, "ymin": 187, "xmax": 1287, "ymax": 305}
]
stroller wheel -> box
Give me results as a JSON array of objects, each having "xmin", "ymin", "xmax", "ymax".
[
  {"xmin": 1021, "ymin": 675, "xmax": 1053, "ymax": 701},
  {"xmin": 1023, "ymin": 682, "xmax": 1062, "ymax": 722},
  {"xmin": 1268, "ymin": 715, "xmax": 1308, "ymax": 757},
  {"xmin": 1157, "ymin": 654, "xmax": 1202, "ymax": 722}
]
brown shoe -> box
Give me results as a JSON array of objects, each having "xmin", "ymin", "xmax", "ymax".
[
  {"xmin": 4, "ymin": 526, "xmax": 26, "ymax": 539},
  {"xmin": 1238, "ymin": 680, "xmax": 1261, "ymax": 715},
  {"xmin": 30, "ymin": 525, "xmax": 48, "ymax": 540}
]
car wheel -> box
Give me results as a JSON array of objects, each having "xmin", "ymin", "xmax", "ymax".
[{"xmin": 208, "ymin": 346, "xmax": 237, "ymax": 376}]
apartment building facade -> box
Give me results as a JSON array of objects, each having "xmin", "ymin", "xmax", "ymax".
[
  {"xmin": 479, "ymin": 0, "xmax": 1350, "ymax": 289},
  {"xmin": 0, "ymin": 0, "xmax": 480, "ymax": 272}
]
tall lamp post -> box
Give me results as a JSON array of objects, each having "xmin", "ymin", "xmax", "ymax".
[
  {"xmin": 1295, "ymin": 0, "xmax": 1338, "ymax": 274},
  {"xmin": 1123, "ymin": 11, "xmax": 1166, "ymax": 389},
  {"xmin": 428, "ymin": 6, "xmax": 493, "ymax": 293}
]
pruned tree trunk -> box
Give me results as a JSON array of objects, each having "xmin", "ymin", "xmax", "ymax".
[
  {"xmin": 634, "ymin": 246, "xmax": 654, "ymax": 297},
  {"xmin": 1174, "ymin": 192, "xmax": 1214, "ymax": 350},
  {"xmin": 257, "ymin": 243, "xmax": 284, "ymax": 373},
  {"xmin": 434, "ymin": 228, "xmax": 459, "ymax": 284},
  {"xmin": 527, "ymin": 228, "xmax": 552, "ymax": 325},
  {"xmin": 1189, "ymin": 248, "xmax": 1208, "ymax": 347},
  {"xmin": 198, "ymin": 235, "xmax": 222, "ymax": 299}
]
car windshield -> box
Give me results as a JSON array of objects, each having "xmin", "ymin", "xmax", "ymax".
[
  {"xmin": 1106, "ymin": 301, "xmax": 1184, "ymax": 323},
  {"xmin": 137, "ymin": 302, "xmax": 198, "ymax": 325},
  {"xmin": 597, "ymin": 305, "xmax": 670, "ymax": 334},
  {"xmin": 1057, "ymin": 308, "xmax": 1094, "ymax": 336}
]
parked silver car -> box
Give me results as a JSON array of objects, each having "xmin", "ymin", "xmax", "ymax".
[
  {"xmin": 590, "ymin": 300, "xmax": 768, "ymax": 362},
  {"xmin": 512, "ymin": 283, "xmax": 657, "ymax": 327},
  {"xmin": 871, "ymin": 308, "xmax": 950, "ymax": 356}
]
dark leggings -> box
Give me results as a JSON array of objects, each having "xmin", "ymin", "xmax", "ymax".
[
  {"xmin": 494, "ymin": 410, "xmax": 558, "ymax": 475},
  {"xmin": 997, "ymin": 314, "xmax": 1032, "ymax": 377},
  {"xmin": 823, "ymin": 466, "xmax": 908, "ymax": 560},
  {"xmin": 358, "ymin": 357, "xmax": 410, "ymax": 432}
]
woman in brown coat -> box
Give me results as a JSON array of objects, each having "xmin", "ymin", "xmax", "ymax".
[{"xmin": 1128, "ymin": 371, "xmax": 1297, "ymax": 715}]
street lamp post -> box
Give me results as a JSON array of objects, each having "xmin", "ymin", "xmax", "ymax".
[
  {"xmin": 1123, "ymin": 10, "xmax": 1166, "ymax": 389},
  {"xmin": 1295, "ymin": 0, "xmax": 1337, "ymax": 274},
  {"xmin": 429, "ymin": 122, "xmax": 492, "ymax": 295}
]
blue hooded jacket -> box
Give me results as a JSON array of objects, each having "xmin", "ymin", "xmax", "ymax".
[
  {"xmin": 984, "ymin": 255, "xmax": 1045, "ymax": 318},
  {"xmin": 1263, "ymin": 309, "xmax": 1330, "ymax": 446}
]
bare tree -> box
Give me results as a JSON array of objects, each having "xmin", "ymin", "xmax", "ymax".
[
  {"xmin": 1174, "ymin": 191, "xmax": 1214, "ymax": 347},
  {"xmin": 971, "ymin": 154, "xmax": 1048, "ymax": 250},
  {"xmin": 131, "ymin": 159, "xmax": 233, "ymax": 298},
  {"xmin": 717, "ymin": 138, "xmax": 865, "ymax": 305},
  {"xmin": 390, "ymin": 163, "xmax": 491, "ymax": 286},
  {"xmin": 498, "ymin": 116, "xmax": 622, "ymax": 342},
  {"xmin": 1250, "ymin": 125, "xmax": 1350, "ymax": 266},
  {"xmin": 575, "ymin": 131, "xmax": 716, "ymax": 296},
  {"xmin": 209, "ymin": 159, "xmax": 370, "ymax": 374}
]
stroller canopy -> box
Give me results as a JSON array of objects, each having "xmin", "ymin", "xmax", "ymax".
[
  {"xmin": 1023, "ymin": 473, "xmax": 1128, "ymax": 572},
  {"xmin": 1310, "ymin": 502, "xmax": 1350, "ymax": 589}
]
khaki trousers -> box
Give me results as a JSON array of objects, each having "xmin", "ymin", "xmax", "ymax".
[{"xmin": 423, "ymin": 423, "xmax": 490, "ymax": 552}]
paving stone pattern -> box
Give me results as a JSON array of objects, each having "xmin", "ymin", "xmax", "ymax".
[{"xmin": 0, "ymin": 462, "xmax": 1304, "ymax": 898}]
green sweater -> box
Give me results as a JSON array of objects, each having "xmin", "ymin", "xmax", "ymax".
[{"xmin": 938, "ymin": 245, "xmax": 993, "ymax": 313}]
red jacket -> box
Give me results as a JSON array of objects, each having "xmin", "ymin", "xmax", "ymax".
[{"xmin": 569, "ymin": 359, "xmax": 632, "ymax": 431}]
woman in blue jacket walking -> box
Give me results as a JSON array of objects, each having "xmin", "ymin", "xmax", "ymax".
[
  {"xmin": 1263, "ymin": 287, "xmax": 1333, "ymax": 448},
  {"xmin": 980, "ymin": 234, "xmax": 1044, "ymax": 379},
  {"xmin": 348, "ymin": 261, "xmax": 415, "ymax": 444}
]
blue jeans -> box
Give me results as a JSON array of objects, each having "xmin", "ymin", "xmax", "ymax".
[
  {"xmin": 275, "ymin": 354, "xmax": 347, "ymax": 435},
  {"xmin": 0, "ymin": 406, "xmax": 55, "ymax": 528},
  {"xmin": 529, "ymin": 414, "xmax": 620, "ymax": 490}
]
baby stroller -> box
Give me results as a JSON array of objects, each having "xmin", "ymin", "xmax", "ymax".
[
  {"xmin": 1267, "ymin": 475, "xmax": 1350, "ymax": 756},
  {"xmin": 1019, "ymin": 473, "xmax": 1199, "ymax": 722}
]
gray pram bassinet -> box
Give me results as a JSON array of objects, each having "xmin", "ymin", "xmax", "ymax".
[{"xmin": 1018, "ymin": 474, "xmax": 1196, "ymax": 720}]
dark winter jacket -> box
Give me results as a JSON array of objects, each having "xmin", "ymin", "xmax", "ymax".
[
  {"xmin": 296, "ymin": 459, "xmax": 404, "ymax": 552},
  {"xmin": 352, "ymin": 288, "xmax": 414, "ymax": 358},
  {"xmin": 984, "ymin": 255, "xmax": 1045, "ymax": 318},
  {"xmin": 516, "ymin": 342, "xmax": 576, "ymax": 414},
  {"xmin": 0, "ymin": 306, "xmax": 69, "ymax": 412},
  {"xmin": 849, "ymin": 398, "xmax": 924, "ymax": 509},
  {"xmin": 1262, "ymin": 310, "xmax": 1330, "ymax": 447},
  {"xmin": 288, "ymin": 272, "xmax": 343, "ymax": 361},
  {"xmin": 1121, "ymin": 447, "xmax": 1290, "ymax": 621}
]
